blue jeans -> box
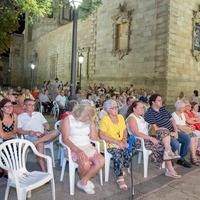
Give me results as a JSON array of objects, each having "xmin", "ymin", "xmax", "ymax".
[{"xmin": 170, "ymin": 131, "xmax": 190, "ymax": 159}]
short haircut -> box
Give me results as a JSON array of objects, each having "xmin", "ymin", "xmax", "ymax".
[
  {"xmin": 174, "ymin": 100, "xmax": 185, "ymax": 110},
  {"xmin": 149, "ymin": 94, "xmax": 161, "ymax": 106},
  {"xmin": 24, "ymin": 98, "xmax": 35, "ymax": 104},
  {"xmin": 126, "ymin": 96, "xmax": 133, "ymax": 103},
  {"xmin": 73, "ymin": 104, "xmax": 96, "ymax": 122},
  {"xmin": 103, "ymin": 99, "xmax": 117, "ymax": 112}
]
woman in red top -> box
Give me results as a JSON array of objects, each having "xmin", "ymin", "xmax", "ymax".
[
  {"xmin": 184, "ymin": 101, "xmax": 200, "ymax": 131},
  {"xmin": 32, "ymin": 87, "xmax": 39, "ymax": 100}
]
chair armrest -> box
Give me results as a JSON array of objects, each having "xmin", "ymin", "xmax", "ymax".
[
  {"xmin": 135, "ymin": 136, "xmax": 146, "ymax": 150},
  {"xmin": 90, "ymin": 140, "xmax": 100, "ymax": 153}
]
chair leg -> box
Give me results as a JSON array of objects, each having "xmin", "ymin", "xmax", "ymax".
[
  {"xmin": 60, "ymin": 148, "xmax": 64, "ymax": 167},
  {"xmin": 99, "ymin": 168, "xmax": 103, "ymax": 185},
  {"xmin": 4, "ymin": 185, "xmax": 10, "ymax": 200},
  {"xmin": 16, "ymin": 189, "xmax": 26, "ymax": 200},
  {"xmin": 105, "ymin": 156, "xmax": 111, "ymax": 182},
  {"xmin": 50, "ymin": 145, "xmax": 55, "ymax": 168},
  {"xmin": 50, "ymin": 178, "xmax": 56, "ymax": 200},
  {"xmin": 143, "ymin": 151, "xmax": 149, "ymax": 178},
  {"xmin": 69, "ymin": 164, "xmax": 76, "ymax": 195},
  {"xmin": 60, "ymin": 158, "xmax": 67, "ymax": 181},
  {"xmin": 27, "ymin": 191, "xmax": 31, "ymax": 198},
  {"xmin": 138, "ymin": 152, "xmax": 142, "ymax": 164}
]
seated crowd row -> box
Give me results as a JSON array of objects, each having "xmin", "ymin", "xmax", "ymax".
[{"xmin": 0, "ymin": 90, "xmax": 200, "ymax": 195}]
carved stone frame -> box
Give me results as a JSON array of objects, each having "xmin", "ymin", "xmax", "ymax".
[
  {"xmin": 112, "ymin": 3, "xmax": 133, "ymax": 60},
  {"xmin": 192, "ymin": 6, "xmax": 200, "ymax": 61}
]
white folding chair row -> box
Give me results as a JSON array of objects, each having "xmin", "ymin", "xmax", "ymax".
[
  {"xmin": 59, "ymin": 134, "xmax": 103, "ymax": 195},
  {"xmin": 0, "ymin": 139, "xmax": 55, "ymax": 200}
]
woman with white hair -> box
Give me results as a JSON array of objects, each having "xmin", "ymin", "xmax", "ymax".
[
  {"xmin": 98, "ymin": 99, "xmax": 132, "ymax": 191},
  {"xmin": 172, "ymin": 100, "xmax": 200, "ymax": 166}
]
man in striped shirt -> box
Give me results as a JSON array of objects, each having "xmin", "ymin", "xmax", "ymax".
[{"xmin": 145, "ymin": 94, "xmax": 192, "ymax": 168}]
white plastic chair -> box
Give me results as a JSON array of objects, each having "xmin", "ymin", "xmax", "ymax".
[
  {"xmin": 39, "ymin": 101, "xmax": 44, "ymax": 113},
  {"xmin": 20, "ymin": 133, "xmax": 56, "ymax": 168},
  {"xmin": 0, "ymin": 139, "xmax": 55, "ymax": 200},
  {"xmin": 52, "ymin": 101, "xmax": 59, "ymax": 118},
  {"xmin": 54, "ymin": 120, "xmax": 63, "ymax": 166},
  {"xmin": 44, "ymin": 141, "xmax": 55, "ymax": 168},
  {"xmin": 99, "ymin": 139, "xmax": 113, "ymax": 182},
  {"xmin": 59, "ymin": 134, "xmax": 103, "ymax": 195},
  {"xmin": 134, "ymin": 136, "xmax": 152, "ymax": 178}
]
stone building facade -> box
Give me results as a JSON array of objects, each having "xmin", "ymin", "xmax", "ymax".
[{"xmin": 10, "ymin": 0, "xmax": 200, "ymax": 107}]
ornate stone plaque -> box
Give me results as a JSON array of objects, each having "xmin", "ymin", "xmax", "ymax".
[{"xmin": 112, "ymin": 3, "xmax": 133, "ymax": 60}]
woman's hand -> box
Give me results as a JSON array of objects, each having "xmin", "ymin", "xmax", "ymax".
[
  {"xmin": 150, "ymin": 137, "xmax": 159, "ymax": 145},
  {"xmin": 170, "ymin": 131, "xmax": 178, "ymax": 139},
  {"xmin": 76, "ymin": 150, "xmax": 86, "ymax": 161},
  {"xmin": 116, "ymin": 140, "xmax": 128, "ymax": 149}
]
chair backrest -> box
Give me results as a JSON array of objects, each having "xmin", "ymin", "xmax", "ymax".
[
  {"xmin": 0, "ymin": 139, "xmax": 36, "ymax": 172},
  {"xmin": 54, "ymin": 120, "xmax": 61, "ymax": 130}
]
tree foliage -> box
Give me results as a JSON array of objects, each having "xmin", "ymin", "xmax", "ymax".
[{"xmin": 0, "ymin": 0, "xmax": 102, "ymax": 53}]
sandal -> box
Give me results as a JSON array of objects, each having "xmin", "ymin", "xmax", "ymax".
[
  {"xmin": 191, "ymin": 157, "xmax": 200, "ymax": 166},
  {"xmin": 116, "ymin": 178, "xmax": 128, "ymax": 191}
]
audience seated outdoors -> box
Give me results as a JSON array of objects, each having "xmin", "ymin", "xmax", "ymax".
[
  {"xmin": 32, "ymin": 87, "xmax": 40, "ymax": 100},
  {"xmin": 60, "ymin": 104, "xmax": 104, "ymax": 194},
  {"xmin": 56, "ymin": 89, "xmax": 68, "ymax": 116},
  {"xmin": 98, "ymin": 99, "xmax": 132, "ymax": 191},
  {"xmin": 0, "ymin": 99, "xmax": 18, "ymax": 178},
  {"xmin": 126, "ymin": 101, "xmax": 181, "ymax": 178},
  {"xmin": 144, "ymin": 94, "xmax": 192, "ymax": 168},
  {"xmin": 23, "ymin": 89, "xmax": 35, "ymax": 100},
  {"xmin": 13, "ymin": 95, "xmax": 25, "ymax": 115},
  {"xmin": 184, "ymin": 100, "xmax": 200, "ymax": 136},
  {"xmin": 17, "ymin": 98, "xmax": 60, "ymax": 172},
  {"xmin": 6, "ymin": 88, "xmax": 17, "ymax": 105},
  {"xmin": 39, "ymin": 88, "xmax": 53, "ymax": 113},
  {"xmin": 119, "ymin": 96, "xmax": 135, "ymax": 119},
  {"xmin": 172, "ymin": 100, "xmax": 200, "ymax": 166},
  {"xmin": 59, "ymin": 100, "xmax": 78, "ymax": 120}
]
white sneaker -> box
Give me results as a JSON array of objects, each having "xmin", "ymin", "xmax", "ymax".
[
  {"xmin": 76, "ymin": 181, "xmax": 95, "ymax": 194},
  {"xmin": 87, "ymin": 180, "xmax": 95, "ymax": 189}
]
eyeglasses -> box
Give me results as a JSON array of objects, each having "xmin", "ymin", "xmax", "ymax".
[
  {"xmin": 109, "ymin": 106, "xmax": 118, "ymax": 110},
  {"xmin": 4, "ymin": 105, "xmax": 13, "ymax": 108},
  {"xmin": 26, "ymin": 104, "xmax": 35, "ymax": 107}
]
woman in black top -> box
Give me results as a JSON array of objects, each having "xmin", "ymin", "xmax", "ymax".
[{"xmin": 0, "ymin": 98, "xmax": 18, "ymax": 178}]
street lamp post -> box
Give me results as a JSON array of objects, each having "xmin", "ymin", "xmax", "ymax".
[
  {"xmin": 78, "ymin": 53, "xmax": 84, "ymax": 88},
  {"xmin": 69, "ymin": 0, "xmax": 83, "ymax": 100},
  {"xmin": 30, "ymin": 63, "xmax": 35, "ymax": 91}
]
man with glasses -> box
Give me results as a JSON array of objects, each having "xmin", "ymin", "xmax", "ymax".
[
  {"xmin": 17, "ymin": 98, "xmax": 59, "ymax": 172},
  {"xmin": 144, "ymin": 94, "xmax": 192, "ymax": 168}
]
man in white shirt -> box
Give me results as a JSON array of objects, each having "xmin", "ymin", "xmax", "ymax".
[{"xmin": 17, "ymin": 98, "xmax": 59, "ymax": 172}]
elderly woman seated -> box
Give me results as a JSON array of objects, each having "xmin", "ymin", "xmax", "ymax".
[
  {"xmin": 98, "ymin": 100, "xmax": 133, "ymax": 190},
  {"xmin": 61, "ymin": 104, "xmax": 104, "ymax": 194},
  {"xmin": 172, "ymin": 100, "xmax": 200, "ymax": 166},
  {"xmin": 126, "ymin": 101, "xmax": 181, "ymax": 178}
]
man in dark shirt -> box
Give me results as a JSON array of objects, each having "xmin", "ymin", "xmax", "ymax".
[{"xmin": 145, "ymin": 94, "xmax": 192, "ymax": 168}]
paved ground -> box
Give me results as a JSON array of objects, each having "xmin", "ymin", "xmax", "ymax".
[{"xmin": 0, "ymin": 115, "xmax": 200, "ymax": 200}]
